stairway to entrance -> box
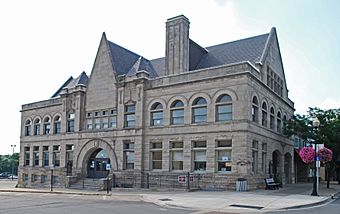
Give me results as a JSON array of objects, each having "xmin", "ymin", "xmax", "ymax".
[{"xmin": 69, "ymin": 178, "xmax": 104, "ymax": 191}]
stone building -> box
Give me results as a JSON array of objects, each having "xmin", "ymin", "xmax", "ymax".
[{"xmin": 19, "ymin": 15, "xmax": 295, "ymax": 190}]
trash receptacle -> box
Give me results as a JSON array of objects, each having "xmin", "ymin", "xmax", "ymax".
[{"xmin": 236, "ymin": 178, "xmax": 247, "ymax": 192}]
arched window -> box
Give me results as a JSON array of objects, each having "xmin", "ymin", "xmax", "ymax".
[
  {"xmin": 283, "ymin": 115, "xmax": 287, "ymax": 132},
  {"xmin": 170, "ymin": 100, "xmax": 184, "ymax": 125},
  {"xmin": 150, "ymin": 102, "xmax": 163, "ymax": 126},
  {"xmin": 277, "ymin": 111, "xmax": 282, "ymax": 133},
  {"xmin": 25, "ymin": 120, "xmax": 32, "ymax": 136},
  {"xmin": 251, "ymin": 97, "xmax": 259, "ymax": 123},
  {"xmin": 54, "ymin": 115, "xmax": 61, "ymax": 134},
  {"xmin": 261, "ymin": 102, "xmax": 268, "ymax": 127},
  {"xmin": 43, "ymin": 117, "xmax": 51, "ymax": 135},
  {"xmin": 192, "ymin": 97, "xmax": 207, "ymax": 123},
  {"xmin": 216, "ymin": 94, "xmax": 232, "ymax": 121},
  {"xmin": 34, "ymin": 118, "xmax": 41, "ymax": 135},
  {"xmin": 67, "ymin": 113, "xmax": 75, "ymax": 132},
  {"xmin": 270, "ymin": 107, "xmax": 275, "ymax": 130}
]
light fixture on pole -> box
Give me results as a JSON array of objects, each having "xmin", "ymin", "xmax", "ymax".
[
  {"xmin": 10, "ymin": 145, "xmax": 16, "ymax": 180},
  {"xmin": 311, "ymin": 117, "xmax": 320, "ymax": 196}
]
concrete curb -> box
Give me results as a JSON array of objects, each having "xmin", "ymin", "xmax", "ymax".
[
  {"xmin": 0, "ymin": 189, "xmax": 109, "ymax": 196},
  {"xmin": 281, "ymin": 192, "xmax": 339, "ymax": 210}
]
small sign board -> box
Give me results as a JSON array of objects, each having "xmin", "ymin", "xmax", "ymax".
[
  {"xmin": 178, "ymin": 175, "xmax": 193, "ymax": 183},
  {"xmin": 106, "ymin": 164, "xmax": 111, "ymax": 171},
  {"xmin": 178, "ymin": 175, "xmax": 186, "ymax": 183},
  {"xmin": 316, "ymin": 160, "xmax": 321, "ymax": 168}
]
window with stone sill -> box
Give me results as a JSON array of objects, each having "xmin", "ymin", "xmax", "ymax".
[
  {"xmin": 150, "ymin": 103, "xmax": 163, "ymax": 126},
  {"xmin": 215, "ymin": 140, "xmax": 232, "ymax": 172},
  {"xmin": 150, "ymin": 142, "xmax": 162, "ymax": 170},
  {"xmin": 67, "ymin": 113, "xmax": 75, "ymax": 132},
  {"xmin": 262, "ymin": 102, "xmax": 268, "ymax": 127},
  {"xmin": 110, "ymin": 109, "xmax": 117, "ymax": 128},
  {"xmin": 277, "ymin": 111, "xmax": 282, "ymax": 133},
  {"xmin": 251, "ymin": 96, "xmax": 259, "ymax": 123},
  {"xmin": 32, "ymin": 174, "xmax": 39, "ymax": 182},
  {"xmin": 53, "ymin": 145, "xmax": 60, "ymax": 167},
  {"xmin": 123, "ymin": 142, "xmax": 135, "ymax": 170},
  {"xmin": 270, "ymin": 107, "xmax": 275, "ymax": 130},
  {"xmin": 192, "ymin": 141, "xmax": 207, "ymax": 171},
  {"xmin": 252, "ymin": 140, "xmax": 259, "ymax": 174},
  {"xmin": 41, "ymin": 175, "xmax": 48, "ymax": 183},
  {"xmin": 43, "ymin": 117, "xmax": 51, "ymax": 135},
  {"xmin": 43, "ymin": 146, "xmax": 49, "ymax": 167},
  {"xmin": 170, "ymin": 100, "xmax": 184, "ymax": 125},
  {"xmin": 216, "ymin": 94, "xmax": 232, "ymax": 122},
  {"xmin": 192, "ymin": 97, "xmax": 207, "ymax": 123},
  {"xmin": 94, "ymin": 118, "xmax": 100, "ymax": 129},
  {"xmin": 25, "ymin": 120, "xmax": 32, "ymax": 136},
  {"xmin": 53, "ymin": 116, "xmax": 61, "ymax": 134},
  {"xmin": 124, "ymin": 105, "xmax": 135, "ymax": 128},
  {"xmin": 102, "ymin": 117, "xmax": 109, "ymax": 129},
  {"xmin": 170, "ymin": 142, "xmax": 183, "ymax": 171},
  {"xmin": 86, "ymin": 119, "xmax": 93, "ymax": 130},
  {"xmin": 24, "ymin": 147, "xmax": 30, "ymax": 166},
  {"xmin": 23, "ymin": 173, "xmax": 28, "ymax": 181},
  {"xmin": 34, "ymin": 118, "xmax": 41, "ymax": 135},
  {"xmin": 33, "ymin": 146, "xmax": 39, "ymax": 167}
]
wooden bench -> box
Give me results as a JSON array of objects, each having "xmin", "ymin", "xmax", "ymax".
[{"xmin": 264, "ymin": 178, "xmax": 280, "ymax": 190}]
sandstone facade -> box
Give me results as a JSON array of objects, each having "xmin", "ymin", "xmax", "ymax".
[{"xmin": 19, "ymin": 15, "xmax": 295, "ymax": 190}]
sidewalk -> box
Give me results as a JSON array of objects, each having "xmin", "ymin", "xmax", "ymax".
[{"xmin": 1, "ymin": 179, "xmax": 339, "ymax": 213}]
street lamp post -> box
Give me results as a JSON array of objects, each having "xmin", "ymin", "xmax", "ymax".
[
  {"xmin": 10, "ymin": 145, "xmax": 16, "ymax": 180},
  {"xmin": 311, "ymin": 117, "xmax": 320, "ymax": 196}
]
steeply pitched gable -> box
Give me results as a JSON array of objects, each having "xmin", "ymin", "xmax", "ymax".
[
  {"xmin": 85, "ymin": 32, "xmax": 118, "ymax": 111},
  {"xmin": 260, "ymin": 27, "xmax": 285, "ymax": 78}
]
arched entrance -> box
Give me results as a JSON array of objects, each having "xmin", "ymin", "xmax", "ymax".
[
  {"xmin": 272, "ymin": 150, "xmax": 281, "ymax": 182},
  {"xmin": 87, "ymin": 149, "xmax": 110, "ymax": 179},
  {"xmin": 284, "ymin": 153, "xmax": 292, "ymax": 184},
  {"xmin": 76, "ymin": 138, "xmax": 117, "ymax": 178}
]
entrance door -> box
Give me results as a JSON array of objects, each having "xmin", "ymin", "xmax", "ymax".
[{"xmin": 87, "ymin": 149, "xmax": 111, "ymax": 179}]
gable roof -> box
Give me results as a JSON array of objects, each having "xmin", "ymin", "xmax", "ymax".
[
  {"xmin": 51, "ymin": 71, "xmax": 89, "ymax": 98},
  {"xmin": 107, "ymin": 40, "xmax": 158, "ymax": 78},
  {"xmin": 52, "ymin": 29, "xmax": 273, "ymax": 98},
  {"xmin": 150, "ymin": 32, "xmax": 270, "ymax": 76},
  {"xmin": 126, "ymin": 56, "xmax": 158, "ymax": 77},
  {"xmin": 195, "ymin": 33, "xmax": 269, "ymax": 69},
  {"xmin": 107, "ymin": 41, "xmax": 140, "ymax": 77}
]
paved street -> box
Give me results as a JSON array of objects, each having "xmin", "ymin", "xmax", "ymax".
[
  {"xmin": 266, "ymin": 194, "xmax": 340, "ymax": 214},
  {"xmin": 0, "ymin": 192, "xmax": 194, "ymax": 214},
  {"xmin": 1, "ymin": 180, "xmax": 340, "ymax": 213}
]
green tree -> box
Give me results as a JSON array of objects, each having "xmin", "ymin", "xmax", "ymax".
[
  {"xmin": 284, "ymin": 107, "xmax": 340, "ymax": 185},
  {"xmin": 0, "ymin": 153, "xmax": 19, "ymax": 176}
]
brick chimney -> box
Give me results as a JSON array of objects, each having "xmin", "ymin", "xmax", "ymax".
[{"xmin": 165, "ymin": 15, "xmax": 190, "ymax": 75}]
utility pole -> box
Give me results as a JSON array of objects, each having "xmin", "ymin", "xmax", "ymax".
[{"xmin": 10, "ymin": 145, "xmax": 16, "ymax": 180}]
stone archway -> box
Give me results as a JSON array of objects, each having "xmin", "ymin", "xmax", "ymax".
[
  {"xmin": 76, "ymin": 138, "xmax": 118, "ymax": 178},
  {"xmin": 272, "ymin": 150, "xmax": 282, "ymax": 182},
  {"xmin": 284, "ymin": 152, "xmax": 292, "ymax": 184}
]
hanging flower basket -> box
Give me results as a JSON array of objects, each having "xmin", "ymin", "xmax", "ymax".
[
  {"xmin": 299, "ymin": 147, "xmax": 315, "ymax": 164},
  {"xmin": 318, "ymin": 147, "xmax": 333, "ymax": 162}
]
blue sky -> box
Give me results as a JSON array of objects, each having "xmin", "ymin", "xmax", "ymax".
[{"xmin": 0, "ymin": 0, "xmax": 339, "ymax": 154}]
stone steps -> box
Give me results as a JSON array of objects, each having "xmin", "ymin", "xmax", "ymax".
[{"xmin": 68, "ymin": 178, "xmax": 103, "ymax": 190}]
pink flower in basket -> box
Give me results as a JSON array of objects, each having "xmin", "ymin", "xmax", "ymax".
[
  {"xmin": 299, "ymin": 147, "xmax": 315, "ymax": 164},
  {"xmin": 318, "ymin": 147, "xmax": 333, "ymax": 162}
]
